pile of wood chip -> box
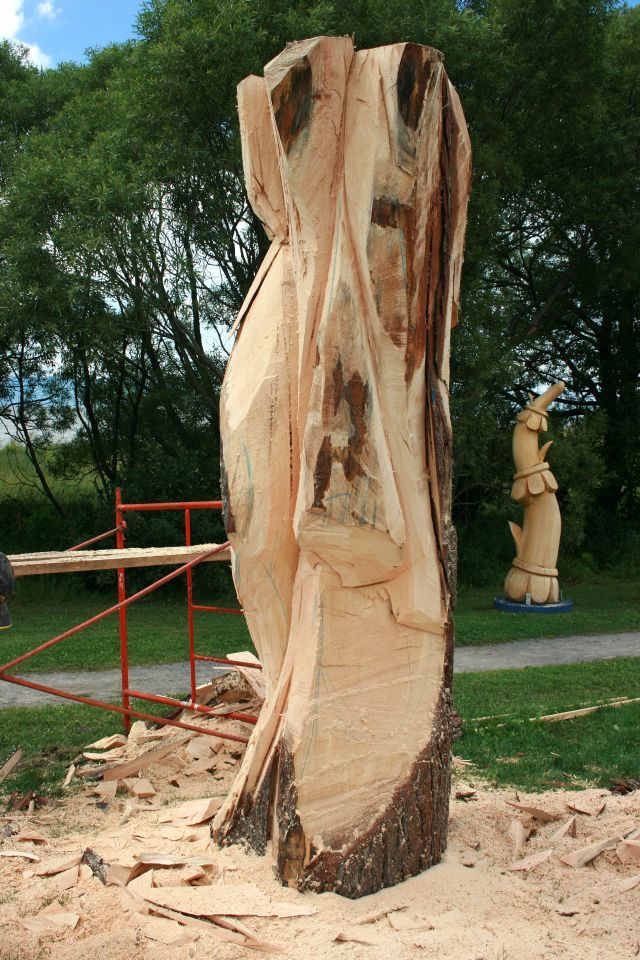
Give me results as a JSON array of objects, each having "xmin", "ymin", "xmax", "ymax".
[{"xmin": 1, "ymin": 661, "xmax": 639, "ymax": 959}]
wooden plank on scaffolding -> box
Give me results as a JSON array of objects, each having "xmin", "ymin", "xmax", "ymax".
[{"xmin": 9, "ymin": 544, "xmax": 231, "ymax": 578}]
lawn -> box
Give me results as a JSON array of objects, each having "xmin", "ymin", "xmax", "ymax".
[
  {"xmin": 454, "ymin": 657, "xmax": 640, "ymax": 791},
  {"xmin": 455, "ymin": 577, "xmax": 640, "ymax": 645},
  {"xmin": 1, "ymin": 658, "xmax": 638, "ymax": 800}
]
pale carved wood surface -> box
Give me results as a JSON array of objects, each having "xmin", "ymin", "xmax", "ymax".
[
  {"xmin": 9, "ymin": 544, "xmax": 230, "ymax": 577},
  {"xmin": 217, "ymin": 36, "xmax": 471, "ymax": 897},
  {"xmin": 504, "ymin": 381, "xmax": 566, "ymax": 604}
]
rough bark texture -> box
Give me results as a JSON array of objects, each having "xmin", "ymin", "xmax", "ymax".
[{"xmin": 215, "ymin": 36, "xmax": 471, "ymax": 898}]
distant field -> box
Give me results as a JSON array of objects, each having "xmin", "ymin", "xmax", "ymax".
[{"xmin": 0, "ymin": 443, "xmax": 93, "ymax": 498}]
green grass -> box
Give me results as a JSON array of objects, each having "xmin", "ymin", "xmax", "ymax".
[
  {"xmin": 455, "ymin": 657, "xmax": 640, "ymax": 791},
  {"xmin": 0, "ymin": 700, "xmax": 172, "ymax": 798},
  {"xmin": 3, "ymin": 577, "xmax": 254, "ymax": 672},
  {"xmin": 455, "ymin": 576, "xmax": 640, "ymax": 645}
]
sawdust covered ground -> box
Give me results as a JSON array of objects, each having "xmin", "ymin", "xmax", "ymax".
[{"xmin": 0, "ymin": 713, "xmax": 638, "ymax": 959}]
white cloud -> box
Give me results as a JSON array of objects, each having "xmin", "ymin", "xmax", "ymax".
[
  {"xmin": 36, "ymin": 0, "xmax": 59, "ymax": 19},
  {"xmin": 22, "ymin": 39, "xmax": 51, "ymax": 66},
  {"xmin": 0, "ymin": 0, "xmax": 24, "ymax": 37},
  {"xmin": 0, "ymin": 0, "xmax": 53, "ymax": 68}
]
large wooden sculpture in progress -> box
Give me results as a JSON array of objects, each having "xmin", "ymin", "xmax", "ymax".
[
  {"xmin": 504, "ymin": 382, "xmax": 566, "ymax": 604},
  {"xmin": 216, "ymin": 37, "xmax": 471, "ymax": 897}
]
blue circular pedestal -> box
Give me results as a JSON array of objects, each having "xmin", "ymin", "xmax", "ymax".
[{"xmin": 493, "ymin": 596, "xmax": 573, "ymax": 614}]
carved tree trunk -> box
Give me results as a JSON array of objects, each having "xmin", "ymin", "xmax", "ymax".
[{"xmin": 216, "ymin": 36, "xmax": 471, "ymax": 898}]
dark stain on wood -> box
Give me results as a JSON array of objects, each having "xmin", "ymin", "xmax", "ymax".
[
  {"xmin": 397, "ymin": 44, "xmax": 430, "ymax": 130},
  {"xmin": 343, "ymin": 371, "xmax": 369, "ymax": 480},
  {"xmin": 312, "ymin": 435, "xmax": 333, "ymax": 509},
  {"xmin": 371, "ymin": 196, "xmax": 411, "ymax": 230},
  {"xmin": 271, "ymin": 56, "xmax": 313, "ymax": 155},
  {"xmin": 314, "ymin": 358, "xmax": 372, "ymax": 509},
  {"xmin": 332, "ymin": 356, "xmax": 344, "ymax": 414}
]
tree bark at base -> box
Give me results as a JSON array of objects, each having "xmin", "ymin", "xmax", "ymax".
[{"xmin": 217, "ymin": 622, "xmax": 454, "ymax": 898}]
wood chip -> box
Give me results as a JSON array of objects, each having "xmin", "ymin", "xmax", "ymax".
[
  {"xmin": 227, "ymin": 650, "xmax": 266, "ymax": 699},
  {"xmin": 556, "ymin": 904, "xmax": 581, "ymax": 917},
  {"xmin": 123, "ymin": 778, "xmax": 156, "ymax": 799},
  {"xmin": 102, "ymin": 736, "xmax": 191, "ymax": 781},
  {"xmin": 128, "ymin": 721, "xmax": 151, "ymax": 740},
  {"xmin": 145, "ymin": 901, "xmax": 284, "ymax": 951},
  {"xmin": 21, "ymin": 901, "xmax": 80, "ymax": 933},
  {"xmin": 83, "ymin": 748, "xmax": 126, "ymax": 762},
  {"xmin": 506, "ymin": 801, "xmax": 560, "ymax": 822},
  {"xmin": 107, "ymin": 859, "xmax": 141, "ymax": 887},
  {"xmin": 0, "ymin": 850, "xmax": 40, "ymax": 861},
  {"xmin": 14, "ymin": 829, "xmax": 48, "ymax": 844},
  {"xmin": 565, "ymin": 800, "xmax": 605, "ymax": 816},
  {"xmin": 128, "ymin": 870, "xmax": 155, "ymax": 894},
  {"xmin": 550, "ymin": 816, "xmax": 577, "ymax": 842},
  {"xmin": 62, "ymin": 763, "xmax": 76, "ymax": 786},
  {"xmin": 617, "ymin": 840, "xmax": 640, "ymax": 863},
  {"xmin": 134, "ymin": 852, "xmax": 212, "ymax": 869},
  {"xmin": 34, "ymin": 853, "xmax": 82, "ymax": 876},
  {"xmin": 617, "ymin": 874, "xmax": 640, "ymax": 893},
  {"xmin": 558, "ymin": 836, "xmax": 620, "ymax": 868},
  {"xmin": 142, "ymin": 884, "xmax": 317, "ymax": 918},
  {"xmin": 186, "ymin": 737, "xmax": 217, "ymax": 761},
  {"xmin": 507, "ymin": 848, "xmax": 553, "ymax": 871},
  {"xmin": 81, "ymin": 847, "xmax": 110, "ymax": 884},
  {"xmin": 85, "ymin": 734, "xmax": 128, "ymax": 750},
  {"xmin": 388, "ymin": 913, "xmax": 434, "ymax": 932},
  {"xmin": 356, "ymin": 905, "xmax": 407, "ymax": 925},
  {"xmin": 49, "ymin": 865, "xmax": 80, "ymax": 892},
  {"xmin": 88, "ymin": 780, "xmax": 118, "ymax": 801},
  {"xmin": 143, "ymin": 915, "xmax": 199, "ymax": 945},
  {"xmin": 0, "ymin": 748, "xmax": 23, "ymax": 785},
  {"xmin": 159, "ymin": 796, "xmax": 223, "ymax": 826},
  {"xmin": 335, "ymin": 927, "xmax": 387, "ymax": 946},
  {"xmin": 509, "ymin": 819, "xmax": 531, "ymax": 853},
  {"xmin": 455, "ymin": 787, "xmax": 477, "ymax": 802}
]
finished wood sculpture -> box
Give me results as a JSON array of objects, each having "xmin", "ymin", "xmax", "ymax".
[
  {"xmin": 217, "ymin": 36, "xmax": 471, "ymax": 897},
  {"xmin": 504, "ymin": 382, "xmax": 566, "ymax": 604}
]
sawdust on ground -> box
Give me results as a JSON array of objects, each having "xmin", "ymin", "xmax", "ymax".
[{"xmin": 1, "ymin": 691, "xmax": 638, "ymax": 959}]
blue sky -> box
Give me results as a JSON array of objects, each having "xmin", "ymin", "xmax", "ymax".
[
  {"xmin": 1, "ymin": 0, "xmax": 639, "ymax": 68},
  {"xmin": 0, "ymin": 0, "xmax": 142, "ymax": 67}
]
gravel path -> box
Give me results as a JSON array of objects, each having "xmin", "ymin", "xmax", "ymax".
[{"xmin": 1, "ymin": 631, "xmax": 638, "ymax": 709}]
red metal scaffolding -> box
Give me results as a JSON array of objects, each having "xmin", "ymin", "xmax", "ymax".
[{"xmin": 0, "ymin": 490, "xmax": 259, "ymax": 743}]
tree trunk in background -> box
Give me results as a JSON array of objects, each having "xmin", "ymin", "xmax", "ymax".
[{"xmin": 216, "ymin": 36, "xmax": 471, "ymax": 898}]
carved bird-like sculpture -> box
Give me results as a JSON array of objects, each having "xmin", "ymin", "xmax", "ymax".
[{"xmin": 504, "ymin": 382, "xmax": 565, "ymax": 604}]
